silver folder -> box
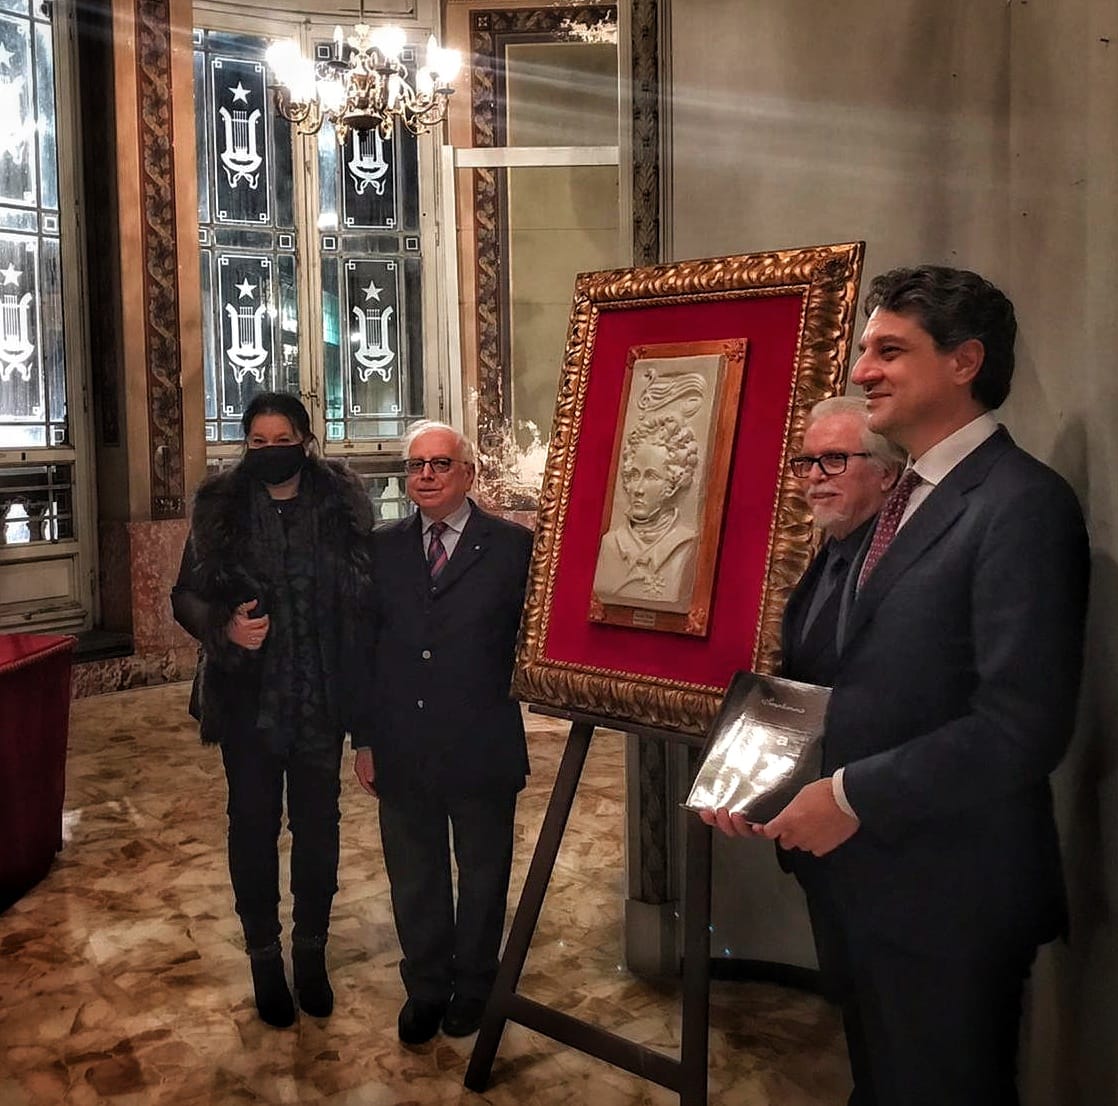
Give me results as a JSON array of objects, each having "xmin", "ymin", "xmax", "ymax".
[{"xmin": 684, "ymin": 671, "xmax": 831, "ymax": 824}]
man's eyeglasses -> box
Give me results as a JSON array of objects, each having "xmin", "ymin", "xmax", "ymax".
[
  {"xmin": 403, "ymin": 456, "xmax": 467, "ymax": 475},
  {"xmin": 788, "ymin": 451, "xmax": 871, "ymax": 478}
]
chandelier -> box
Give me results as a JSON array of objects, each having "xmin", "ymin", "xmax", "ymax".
[{"xmin": 266, "ymin": 15, "xmax": 461, "ymax": 145}]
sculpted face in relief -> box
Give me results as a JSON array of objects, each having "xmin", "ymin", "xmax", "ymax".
[{"xmin": 592, "ymin": 361, "xmax": 716, "ymax": 612}]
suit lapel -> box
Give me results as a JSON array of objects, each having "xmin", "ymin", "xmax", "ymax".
[
  {"xmin": 430, "ymin": 501, "xmax": 489, "ymax": 596},
  {"xmin": 842, "ymin": 428, "xmax": 1012, "ymax": 649},
  {"xmin": 781, "ymin": 551, "xmax": 825, "ymax": 661},
  {"xmin": 397, "ymin": 512, "xmax": 430, "ymax": 600}
]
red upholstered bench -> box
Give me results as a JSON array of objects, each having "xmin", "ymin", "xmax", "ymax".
[{"xmin": 0, "ymin": 632, "xmax": 76, "ymax": 912}]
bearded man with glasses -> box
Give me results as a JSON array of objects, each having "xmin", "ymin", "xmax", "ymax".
[
  {"xmin": 352, "ymin": 419, "xmax": 533, "ymax": 1046},
  {"xmin": 781, "ymin": 396, "xmax": 906, "ymax": 687}
]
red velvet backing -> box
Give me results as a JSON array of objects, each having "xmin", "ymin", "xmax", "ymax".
[{"xmin": 543, "ymin": 292, "xmax": 805, "ymax": 691}]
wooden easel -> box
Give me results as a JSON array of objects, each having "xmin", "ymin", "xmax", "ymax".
[{"xmin": 464, "ymin": 706, "xmax": 713, "ymax": 1106}]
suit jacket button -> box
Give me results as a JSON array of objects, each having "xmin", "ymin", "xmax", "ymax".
[
  {"xmin": 421, "ymin": 649, "xmax": 431, "ymax": 660},
  {"xmin": 417, "ymin": 699, "xmax": 424, "ymax": 709}
]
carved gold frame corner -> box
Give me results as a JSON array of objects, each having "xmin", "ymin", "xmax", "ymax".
[{"xmin": 513, "ymin": 241, "xmax": 865, "ymax": 734}]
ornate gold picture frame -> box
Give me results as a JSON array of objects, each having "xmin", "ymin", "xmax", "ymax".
[{"xmin": 512, "ymin": 242, "xmax": 865, "ymax": 735}]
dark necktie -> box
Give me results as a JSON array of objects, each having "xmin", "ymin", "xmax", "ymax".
[
  {"xmin": 800, "ymin": 546, "xmax": 848, "ymax": 642},
  {"xmin": 427, "ymin": 521, "xmax": 449, "ymax": 580},
  {"xmin": 857, "ymin": 468, "xmax": 924, "ymax": 590}
]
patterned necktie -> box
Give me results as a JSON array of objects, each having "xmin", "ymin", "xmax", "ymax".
[
  {"xmin": 857, "ymin": 468, "xmax": 924, "ymax": 590},
  {"xmin": 427, "ymin": 520, "xmax": 449, "ymax": 580}
]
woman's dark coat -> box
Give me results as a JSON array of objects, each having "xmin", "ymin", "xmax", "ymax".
[{"xmin": 171, "ymin": 458, "xmax": 374, "ymax": 746}]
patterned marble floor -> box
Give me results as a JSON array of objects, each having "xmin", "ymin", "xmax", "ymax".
[{"xmin": 0, "ymin": 683, "xmax": 848, "ymax": 1105}]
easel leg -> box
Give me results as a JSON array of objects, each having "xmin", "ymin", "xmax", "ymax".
[
  {"xmin": 679, "ymin": 814, "xmax": 712, "ymax": 1106},
  {"xmin": 464, "ymin": 721, "xmax": 596, "ymax": 1092}
]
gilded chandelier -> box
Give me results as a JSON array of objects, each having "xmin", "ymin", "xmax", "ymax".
[{"xmin": 265, "ymin": 15, "xmax": 461, "ymax": 145}]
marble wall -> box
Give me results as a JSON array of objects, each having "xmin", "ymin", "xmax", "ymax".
[{"xmin": 75, "ymin": 519, "xmax": 195, "ymax": 699}]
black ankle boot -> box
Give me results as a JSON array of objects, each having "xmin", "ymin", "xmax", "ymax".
[
  {"xmin": 292, "ymin": 935, "xmax": 333, "ymax": 1018},
  {"xmin": 248, "ymin": 943, "xmax": 295, "ymax": 1028}
]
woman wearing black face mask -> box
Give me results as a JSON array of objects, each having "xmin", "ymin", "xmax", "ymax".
[{"xmin": 171, "ymin": 392, "xmax": 374, "ymax": 1028}]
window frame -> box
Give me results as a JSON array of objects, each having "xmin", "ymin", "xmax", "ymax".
[{"xmin": 0, "ymin": 0, "xmax": 98, "ymax": 633}]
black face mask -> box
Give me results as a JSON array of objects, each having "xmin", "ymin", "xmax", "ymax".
[{"xmin": 241, "ymin": 444, "xmax": 306, "ymax": 486}]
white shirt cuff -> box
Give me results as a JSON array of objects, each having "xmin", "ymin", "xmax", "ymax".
[{"xmin": 831, "ymin": 768, "xmax": 858, "ymax": 819}]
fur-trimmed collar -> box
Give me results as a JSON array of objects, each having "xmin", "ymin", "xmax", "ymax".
[{"xmin": 190, "ymin": 457, "xmax": 372, "ymax": 566}]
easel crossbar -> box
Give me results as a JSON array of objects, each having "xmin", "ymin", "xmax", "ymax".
[{"xmin": 501, "ymin": 993, "xmax": 682, "ymax": 1089}]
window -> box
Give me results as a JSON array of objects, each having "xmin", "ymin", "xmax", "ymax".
[
  {"xmin": 0, "ymin": 0, "xmax": 91, "ymax": 631},
  {"xmin": 193, "ymin": 18, "xmax": 441, "ymax": 518},
  {"xmin": 193, "ymin": 29, "xmax": 300, "ymax": 445}
]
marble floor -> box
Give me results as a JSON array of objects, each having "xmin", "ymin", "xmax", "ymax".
[{"xmin": 0, "ymin": 683, "xmax": 848, "ymax": 1105}]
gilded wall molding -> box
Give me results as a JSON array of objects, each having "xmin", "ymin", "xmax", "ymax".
[
  {"xmin": 630, "ymin": 0, "xmax": 660, "ymax": 266},
  {"xmin": 134, "ymin": 0, "xmax": 186, "ymax": 519}
]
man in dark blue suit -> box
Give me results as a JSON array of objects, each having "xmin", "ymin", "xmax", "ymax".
[
  {"xmin": 353, "ymin": 420, "xmax": 533, "ymax": 1046},
  {"xmin": 709, "ymin": 267, "xmax": 1090, "ymax": 1105}
]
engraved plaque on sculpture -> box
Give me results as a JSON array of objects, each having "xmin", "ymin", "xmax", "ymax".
[{"xmin": 685, "ymin": 671, "xmax": 831, "ymax": 824}]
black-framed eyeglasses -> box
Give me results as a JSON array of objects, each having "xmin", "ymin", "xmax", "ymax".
[
  {"xmin": 788, "ymin": 451, "xmax": 871, "ymax": 478},
  {"xmin": 403, "ymin": 456, "xmax": 467, "ymax": 475}
]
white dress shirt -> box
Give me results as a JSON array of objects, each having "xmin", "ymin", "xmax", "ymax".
[
  {"xmin": 832, "ymin": 412, "xmax": 1001, "ymax": 821},
  {"xmin": 897, "ymin": 411, "xmax": 1000, "ymax": 532},
  {"xmin": 420, "ymin": 498, "xmax": 473, "ymax": 561}
]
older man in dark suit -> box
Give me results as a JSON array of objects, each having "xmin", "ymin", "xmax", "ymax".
[
  {"xmin": 353, "ymin": 420, "xmax": 533, "ymax": 1046},
  {"xmin": 777, "ymin": 395, "xmax": 902, "ymax": 1094},
  {"xmin": 781, "ymin": 396, "xmax": 904, "ymax": 688},
  {"xmin": 708, "ymin": 267, "xmax": 1090, "ymax": 1106}
]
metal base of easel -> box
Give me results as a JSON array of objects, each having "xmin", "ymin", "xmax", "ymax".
[{"xmin": 464, "ymin": 708, "xmax": 712, "ymax": 1106}]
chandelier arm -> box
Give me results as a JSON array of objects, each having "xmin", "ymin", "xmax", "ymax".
[{"xmin": 270, "ymin": 19, "xmax": 457, "ymax": 145}]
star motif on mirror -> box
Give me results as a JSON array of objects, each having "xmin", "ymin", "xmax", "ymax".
[
  {"xmin": 362, "ymin": 281, "xmax": 383, "ymax": 302},
  {"xmin": 234, "ymin": 278, "xmax": 256, "ymax": 299},
  {"xmin": 229, "ymin": 82, "xmax": 251, "ymax": 104},
  {"xmin": 0, "ymin": 263, "xmax": 21, "ymax": 286}
]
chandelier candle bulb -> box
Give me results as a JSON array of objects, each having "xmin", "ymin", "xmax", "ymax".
[{"xmin": 370, "ymin": 25, "xmax": 406, "ymax": 63}]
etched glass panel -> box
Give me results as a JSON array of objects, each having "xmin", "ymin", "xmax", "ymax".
[
  {"xmin": 316, "ymin": 65, "xmax": 424, "ymax": 442},
  {"xmin": 39, "ymin": 233, "xmax": 63, "ymax": 433},
  {"xmin": 323, "ymin": 252, "xmax": 421, "ymax": 440},
  {"xmin": 345, "ymin": 258, "xmax": 400, "ymax": 415},
  {"xmin": 0, "ymin": 232, "xmax": 42, "ymax": 445},
  {"xmin": 210, "ymin": 55, "xmax": 270, "ymax": 224},
  {"xmin": 194, "ymin": 46, "xmax": 210, "ymax": 224},
  {"xmin": 33, "ymin": 20, "xmax": 55, "ymax": 210},
  {"xmin": 0, "ymin": 14, "xmax": 34, "ymax": 206},
  {"xmin": 0, "ymin": 0, "xmax": 68, "ymax": 451},
  {"xmin": 200, "ymin": 245, "xmax": 217, "ymax": 431},
  {"xmin": 214, "ymin": 254, "xmax": 273, "ymax": 432},
  {"xmin": 194, "ymin": 29, "xmax": 299, "ymax": 442}
]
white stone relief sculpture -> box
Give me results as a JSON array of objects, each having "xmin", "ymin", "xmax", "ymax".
[{"xmin": 592, "ymin": 356, "xmax": 720, "ymax": 613}]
